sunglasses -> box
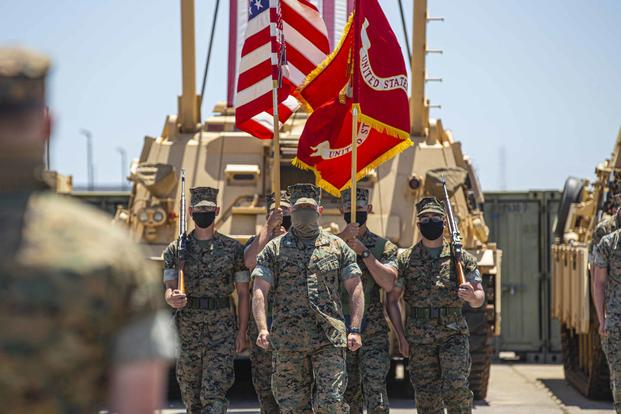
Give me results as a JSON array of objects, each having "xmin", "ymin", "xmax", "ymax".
[{"xmin": 419, "ymin": 216, "xmax": 443, "ymax": 224}]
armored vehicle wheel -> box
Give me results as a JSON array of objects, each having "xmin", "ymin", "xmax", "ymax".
[
  {"xmin": 561, "ymin": 317, "xmax": 611, "ymax": 400},
  {"xmin": 555, "ymin": 177, "xmax": 585, "ymax": 239},
  {"xmin": 465, "ymin": 304, "xmax": 494, "ymax": 400}
]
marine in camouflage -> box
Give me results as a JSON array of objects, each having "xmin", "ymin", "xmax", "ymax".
[
  {"xmin": 396, "ymin": 242, "xmax": 481, "ymax": 414},
  {"xmin": 340, "ymin": 188, "xmax": 396, "ymax": 414},
  {"xmin": 0, "ymin": 46, "xmax": 176, "ymax": 414},
  {"xmin": 593, "ymin": 229, "xmax": 621, "ymax": 413},
  {"xmin": 246, "ymin": 190, "xmax": 291, "ymax": 414},
  {"xmin": 163, "ymin": 231, "xmax": 248, "ymax": 414},
  {"xmin": 589, "ymin": 213, "xmax": 621, "ymax": 261},
  {"xmin": 247, "ymin": 235, "xmax": 280, "ymax": 414},
  {"xmin": 252, "ymin": 223, "xmax": 362, "ymax": 413}
]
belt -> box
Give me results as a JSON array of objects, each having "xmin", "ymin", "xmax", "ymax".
[
  {"xmin": 186, "ymin": 296, "xmax": 231, "ymax": 310},
  {"xmin": 410, "ymin": 306, "xmax": 462, "ymax": 321}
]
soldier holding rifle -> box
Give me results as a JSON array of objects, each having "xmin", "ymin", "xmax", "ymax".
[
  {"xmin": 386, "ymin": 194, "xmax": 485, "ymax": 414},
  {"xmin": 162, "ymin": 186, "xmax": 250, "ymax": 414}
]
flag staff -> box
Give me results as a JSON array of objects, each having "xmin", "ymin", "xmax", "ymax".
[
  {"xmin": 350, "ymin": 0, "xmax": 361, "ymax": 223},
  {"xmin": 271, "ymin": 0, "xmax": 282, "ymax": 208}
]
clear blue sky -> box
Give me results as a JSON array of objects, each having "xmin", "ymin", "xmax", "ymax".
[{"xmin": 1, "ymin": 0, "xmax": 620, "ymax": 190}]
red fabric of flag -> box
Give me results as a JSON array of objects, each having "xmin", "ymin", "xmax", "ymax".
[{"xmin": 294, "ymin": 0, "xmax": 412, "ymax": 195}]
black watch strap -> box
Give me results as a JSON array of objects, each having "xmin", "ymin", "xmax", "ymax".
[{"xmin": 348, "ymin": 326, "xmax": 361, "ymax": 334}]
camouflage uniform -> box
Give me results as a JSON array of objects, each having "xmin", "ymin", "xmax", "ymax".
[
  {"xmin": 248, "ymin": 191, "xmax": 291, "ymax": 414},
  {"xmin": 163, "ymin": 187, "xmax": 249, "ymax": 414},
  {"xmin": 0, "ymin": 48, "xmax": 176, "ymax": 413},
  {"xmin": 593, "ymin": 229, "xmax": 621, "ymax": 413},
  {"xmin": 589, "ymin": 213, "xmax": 621, "ymax": 262},
  {"xmin": 339, "ymin": 189, "xmax": 397, "ymax": 414},
  {"xmin": 395, "ymin": 197, "xmax": 481, "ymax": 414},
  {"xmin": 252, "ymin": 184, "xmax": 362, "ymax": 414}
]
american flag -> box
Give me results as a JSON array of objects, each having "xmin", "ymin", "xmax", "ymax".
[{"xmin": 234, "ymin": 0, "xmax": 331, "ymax": 139}]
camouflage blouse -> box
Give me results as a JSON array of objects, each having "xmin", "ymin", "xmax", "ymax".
[
  {"xmin": 0, "ymin": 191, "xmax": 175, "ymax": 413},
  {"xmin": 162, "ymin": 231, "xmax": 249, "ymax": 297},
  {"xmin": 593, "ymin": 229, "xmax": 621, "ymax": 326},
  {"xmin": 253, "ymin": 229, "xmax": 362, "ymax": 351}
]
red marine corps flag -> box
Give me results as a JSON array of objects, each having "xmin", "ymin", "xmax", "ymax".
[{"xmin": 293, "ymin": 0, "xmax": 411, "ymax": 196}]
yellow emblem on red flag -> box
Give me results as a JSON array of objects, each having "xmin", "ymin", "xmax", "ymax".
[{"xmin": 293, "ymin": 0, "xmax": 412, "ymax": 196}]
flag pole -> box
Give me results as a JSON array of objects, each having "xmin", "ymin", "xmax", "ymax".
[
  {"xmin": 351, "ymin": 0, "xmax": 361, "ymax": 223},
  {"xmin": 272, "ymin": 83, "xmax": 281, "ymax": 209},
  {"xmin": 270, "ymin": 0, "xmax": 282, "ymax": 208}
]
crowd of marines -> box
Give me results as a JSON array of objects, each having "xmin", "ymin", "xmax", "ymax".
[
  {"xmin": 2, "ymin": 47, "xmax": 620, "ymax": 414},
  {"xmin": 163, "ymin": 182, "xmax": 484, "ymax": 414}
]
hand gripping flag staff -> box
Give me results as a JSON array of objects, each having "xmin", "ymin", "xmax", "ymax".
[
  {"xmin": 293, "ymin": 0, "xmax": 412, "ymax": 219},
  {"xmin": 235, "ymin": 0, "xmax": 330, "ymax": 207}
]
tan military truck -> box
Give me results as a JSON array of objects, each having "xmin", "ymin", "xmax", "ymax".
[
  {"xmin": 551, "ymin": 128, "xmax": 621, "ymax": 400},
  {"xmin": 115, "ymin": 0, "xmax": 501, "ymax": 399}
]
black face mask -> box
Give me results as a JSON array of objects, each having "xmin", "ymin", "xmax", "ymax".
[
  {"xmin": 282, "ymin": 215, "xmax": 292, "ymax": 231},
  {"xmin": 419, "ymin": 220, "xmax": 444, "ymax": 240},
  {"xmin": 344, "ymin": 211, "xmax": 368, "ymax": 226},
  {"xmin": 192, "ymin": 212, "xmax": 216, "ymax": 229}
]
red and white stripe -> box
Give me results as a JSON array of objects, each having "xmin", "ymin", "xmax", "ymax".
[
  {"xmin": 231, "ymin": 0, "xmax": 340, "ymax": 139},
  {"xmin": 234, "ymin": 0, "xmax": 331, "ymax": 139}
]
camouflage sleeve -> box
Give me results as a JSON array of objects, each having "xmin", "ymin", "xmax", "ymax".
[
  {"xmin": 380, "ymin": 239, "xmax": 398, "ymax": 269},
  {"xmin": 162, "ymin": 241, "xmax": 177, "ymax": 282},
  {"xmin": 589, "ymin": 224, "xmax": 607, "ymax": 261},
  {"xmin": 233, "ymin": 241, "xmax": 250, "ymax": 283},
  {"xmin": 593, "ymin": 233, "xmax": 613, "ymax": 268},
  {"xmin": 462, "ymin": 251, "xmax": 482, "ymax": 284},
  {"xmin": 340, "ymin": 240, "xmax": 362, "ymax": 281},
  {"xmin": 252, "ymin": 240, "xmax": 276, "ymax": 286},
  {"xmin": 394, "ymin": 250, "xmax": 409, "ymax": 290},
  {"xmin": 113, "ymin": 248, "xmax": 177, "ymax": 364}
]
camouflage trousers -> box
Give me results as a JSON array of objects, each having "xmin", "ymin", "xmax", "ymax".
[
  {"xmin": 602, "ymin": 320, "xmax": 621, "ymax": 414},
  {"xmin": 272, "ymin": 344, "xmax": 349, "ymax": 414},
  {"xmin": 344, "ymin": 307, "xmax": 390, "ymax": 413},
  {"xmin": 176, "ymin": 308, "xmax": 236, "ymax": 414},
  {"xmin": 408, "ymin": 334, "xmax": 473, "ymax": 414},
  {"xmin": 249, "ymin": 318, "xmax": 279, "ymax": 414}
]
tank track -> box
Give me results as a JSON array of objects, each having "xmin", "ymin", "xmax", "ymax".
[
  {"xmin": 561, "ymin": 321, "xmax": 611, "ymax": 400},
  {"xmin": 465, "ymin": 274, "xmax": 496, "ymax": 400}
]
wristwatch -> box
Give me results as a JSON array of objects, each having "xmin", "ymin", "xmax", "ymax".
[
  {"xmin": 348, "ymin": 326, "xmax": 362, "ymax": 335},
  {"xmin": 361, "ymin": 249, "xmax": 371, "ymax": 259}
]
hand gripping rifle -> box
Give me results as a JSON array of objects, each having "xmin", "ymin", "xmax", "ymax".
[
  {"xmin": 177, "ymin": 169, "xmax": 187, "ymax": 294},
  {"xmin": 442, "ymin": 176, "xmax": 466, "ymax": 286}
]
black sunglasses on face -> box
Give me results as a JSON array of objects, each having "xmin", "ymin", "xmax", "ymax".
[{"xmin": 419, "ymin": 216, "xmax": 443, "ymax": 224}]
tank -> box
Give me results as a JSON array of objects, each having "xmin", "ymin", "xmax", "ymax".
[
  {"xmin": 114, "ymin": 0, "xmax": 501, "ymax": 400},
  {"xmin": 551, "ymin": 127, "xmax": 621, "ymax": 400}
]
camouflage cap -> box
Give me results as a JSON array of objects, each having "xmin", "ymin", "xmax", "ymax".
[
  {"xmin": 416, "ymin": 196, "xmax": 445, "ymax": 217},
  {"xmin": 266, "ymin": 191, "xmax": 291, "ymax": 211},
  {"xmin": 190, "ymin": 186, "xmax": 218, "ymax": 210},
  {"xmin": 288, "ymin": 183, "xmax": 320, "ymax": 207},
  {"xmin": 340, "ymin": 188, "xmax": 369, "ymax": 210},
  {"xmin": 0, "ymin": 47, "xmax": 50, "ymax": 110}
]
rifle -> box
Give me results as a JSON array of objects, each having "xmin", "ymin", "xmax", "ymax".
[
  {"xmin": 442, "ymin": 176, "xmax": 466, "ymax": 286},
  {"xmin": 177, "ymin": 169, "xmax": 187, "ymax": 294}
]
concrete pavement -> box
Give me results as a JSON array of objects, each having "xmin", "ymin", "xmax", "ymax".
[{"xmin": 156, "ymin": 363, "xmax": 614, "ymax": 413}]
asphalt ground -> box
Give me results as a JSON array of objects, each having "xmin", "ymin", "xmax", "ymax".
[{"xmin": 152, "ymin": 362, "xmax": 615, "ymax": 413}]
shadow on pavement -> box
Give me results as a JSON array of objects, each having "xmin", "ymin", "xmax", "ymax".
[{"xmin": 538, "ymin": 379, "xmax": 613, "ymax": 410}]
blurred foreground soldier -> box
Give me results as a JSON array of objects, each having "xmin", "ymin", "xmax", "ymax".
[
  {"xmin": 386, "ymin": 196, "xmax": 485, "ymax": 414},
  {"xmin": 337, "ymin": 188, "xmax": 397, "ymax": 413},
  {"xmin": 163, "ymin": 186, "xmax": 250, "ymax": 414},
  {"xmin": 0, "ymin": 47, "xmax": 176, "ymax": 414},
  {"xmin": 589, "ymin": 188, "xmax": 621, "ymax": 262},
  {"xmin": 244, "ymin": 191, "xmax": 291, "ymax": 414},
  {"xmin": 252, "ymin": 183, "xmax": 364, "ymax": 414},
  {"xmin": 592, "ymin": 229, "xmax": 621, "ymax": 413}
]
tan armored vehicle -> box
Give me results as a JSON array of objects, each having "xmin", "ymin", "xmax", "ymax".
[
  {"xmin": 551, "ymin": 128, "xmax": 621, "ymax": 399},
  {"xmin": 116, "ymin": 0, "xmax": 501, "ymax": 399}
]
